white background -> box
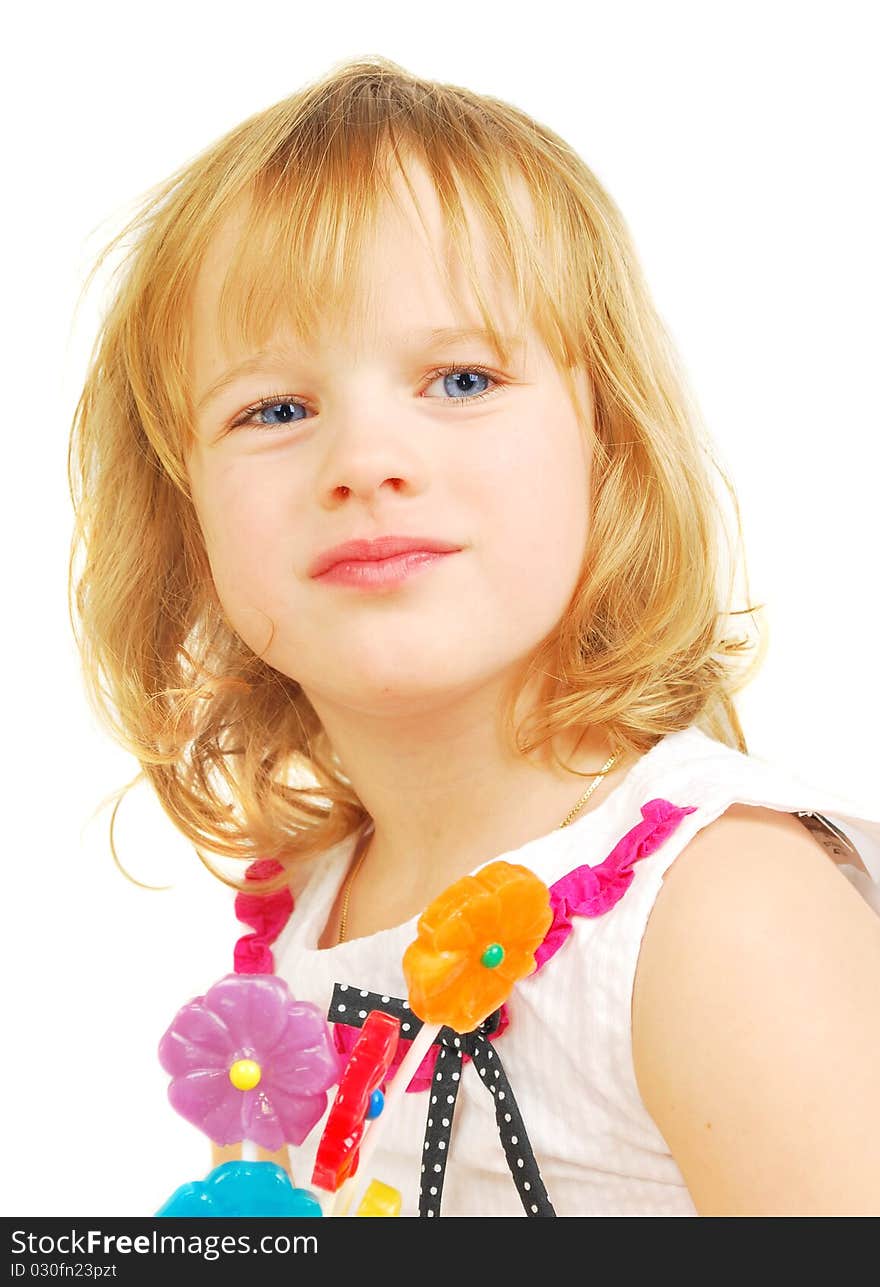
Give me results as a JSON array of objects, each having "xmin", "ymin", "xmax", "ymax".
[{"xmin": 2, "ymin": 0, "xmax": 877, "ymax": 1217}]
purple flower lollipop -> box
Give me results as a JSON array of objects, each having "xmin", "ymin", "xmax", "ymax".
[{"xmin": 158, "ymin": 974, "xmax": 342, "ymax": 1151}]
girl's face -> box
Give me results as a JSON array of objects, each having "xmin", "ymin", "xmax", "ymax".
[{"xmin": 186, "ymin": 161, "xmax": 594, "ymax": 719}]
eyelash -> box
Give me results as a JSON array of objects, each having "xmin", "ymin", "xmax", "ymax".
[{"xmin": 230, "ymin": 364, "xmax": 504, "ymax": 432}]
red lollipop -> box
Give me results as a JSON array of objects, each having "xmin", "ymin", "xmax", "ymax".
[{"xmin": 312, "ymin": 1009, "xmax": 400, "ymax": 1193}]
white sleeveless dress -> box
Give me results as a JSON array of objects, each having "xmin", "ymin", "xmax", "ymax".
[{"xmin": 270, "ymin": 724, "xmax": 880, "ymax": 1216}]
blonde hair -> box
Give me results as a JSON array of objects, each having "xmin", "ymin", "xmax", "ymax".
[{"xmin": 68, "ymin": 55, "xmax": 766, "ymax": 896}]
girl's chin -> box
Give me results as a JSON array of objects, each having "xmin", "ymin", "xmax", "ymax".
[{"xmin": 306, "ymin": 670, "xmax": 511, "ymax": 718}]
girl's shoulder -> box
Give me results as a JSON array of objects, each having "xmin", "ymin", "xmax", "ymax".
[{"xmin": 545, "ymin": 722, "xmax": 880, "ymax": 1069}]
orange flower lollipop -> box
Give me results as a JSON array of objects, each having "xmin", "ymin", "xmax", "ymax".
[{"xmin": 403, "ymin": 861, "xmax": 553, "ymax": 1033}]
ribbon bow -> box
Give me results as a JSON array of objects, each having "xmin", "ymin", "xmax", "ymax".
[{"xmin": 328, "ymin": 983, "xmax": 555, "ymax": 1217}]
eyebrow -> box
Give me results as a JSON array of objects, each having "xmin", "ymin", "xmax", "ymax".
[{"xmin": 195, "ymin": 326, "xmax": 522, "ymax": 412}]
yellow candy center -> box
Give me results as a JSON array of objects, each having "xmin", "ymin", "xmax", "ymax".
[{"xmin": 228, "ymin": 1057, "xmax": 262, "ymax": 1090}]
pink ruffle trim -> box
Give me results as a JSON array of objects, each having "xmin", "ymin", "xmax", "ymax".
[
  {"xmin": 233, "ymin": 859, "xmax": 294, "ymax": 975},
  {"xmin": 534, "ymin": 797, "xmax": 697, "ymax": 972}
]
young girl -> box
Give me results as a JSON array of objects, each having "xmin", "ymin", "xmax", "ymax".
[{"xmin": 69, "ymin": 56, "xmax": 880, "ymax": 1216}]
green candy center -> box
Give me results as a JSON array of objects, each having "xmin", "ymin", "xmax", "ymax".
[{"xmin": 480, "ymin": 942, "xmax": 505, "ymax": 969}]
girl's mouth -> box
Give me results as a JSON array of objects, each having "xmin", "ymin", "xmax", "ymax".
[{"xmin": 313, "ymin": 549, "xmax": 458, "ymax": 591}]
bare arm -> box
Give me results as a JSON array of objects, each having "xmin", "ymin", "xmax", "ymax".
[{"xmin": 632, "ymin": 803, "xmax": 880, "ymax": 1215}]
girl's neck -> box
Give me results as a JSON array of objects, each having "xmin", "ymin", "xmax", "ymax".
[
  {"xmin": 308, "ymin": 672, "xmax": 640, "ymax": 944},
  {"xmin": 330, "ymin": 743, "xmax": 637, "ymax": 945}
]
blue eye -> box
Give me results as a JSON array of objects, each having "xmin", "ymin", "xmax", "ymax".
[
  {"xmin": 245, "ymin": 400, "xmax": 307, "ymax": 429},
  {"xmin": 426, "ymin": 368, "xmax": 496, "ymax": 400},
  {"xmin": 230, "ymin": 398, "xmax": 310, "ymax": 432}
]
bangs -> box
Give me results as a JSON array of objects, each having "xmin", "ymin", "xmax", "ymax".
[
  {"xmin": 208, "ymin": 114, "xmax": 582, "ymax": 377},
  {"xmin": 113, "ymin": 60, "xmax": 608, "ymax": 465}
]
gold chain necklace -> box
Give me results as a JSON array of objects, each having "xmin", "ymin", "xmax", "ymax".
[{"xmin": 336, "ymin": 747, "xmax": 622, "ymax": 945}]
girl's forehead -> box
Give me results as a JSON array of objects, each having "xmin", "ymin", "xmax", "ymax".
[{"xmin": 188, "ymin": 156, "xmax": 537, "ymax": 365}]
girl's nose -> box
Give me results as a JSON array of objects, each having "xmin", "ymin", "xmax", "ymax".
[{"xmin": 316, "ymin": 397, "xmax": 429, "ymax": 508}]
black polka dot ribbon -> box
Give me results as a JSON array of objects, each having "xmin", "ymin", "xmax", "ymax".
[{"xmin": 328, "ymin": 983, "xmax": 556, "ymax": 1218}]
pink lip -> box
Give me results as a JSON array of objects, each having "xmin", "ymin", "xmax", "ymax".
[
  {"xmin": 314, "ymin": 549, "xmax": 458, "ymax": 589},
  {"xmin": 309, "ymin": 534, "xmax": 463, "ymax": 579}
]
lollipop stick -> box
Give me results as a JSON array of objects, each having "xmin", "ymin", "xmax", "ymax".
[
  {"xmin": 335, "ymin": 1019, "xmax": 439, "ymax": 1215},
  {"xmin": 240, "ymin": 1138, "xmax": 258, "ymax": 1162}
]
